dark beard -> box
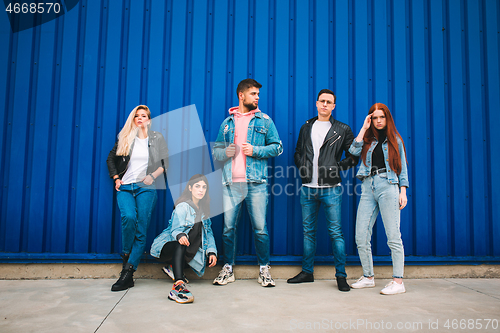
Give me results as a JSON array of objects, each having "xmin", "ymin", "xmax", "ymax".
[{"xmin": 244, "ymin": 102, "xmax": 258, "ymax": 111}]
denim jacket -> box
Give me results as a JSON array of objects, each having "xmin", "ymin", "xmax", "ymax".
[
  {"xmin": 213, "ymin": 110, "xmax": 283, "ymax": 185},
  {"xmin": 348, "ymin": 137, "xmax": 409, "ymax": 188},
  {"xmin": 150, "ymin": 202, "xmax": 217, "ymax": 277}
]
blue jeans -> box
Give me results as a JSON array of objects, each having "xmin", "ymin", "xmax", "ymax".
[
  {"xmin": 300, "ymin": 186, "xmax": 347, "ymax": 277},
  {"xmin": 355, "ymin": 174, "xmax": 404, "ymax": 278},
  {"xmin": 222, "ymin": 182, "xmax": 270, "ymax": 266},
  {"xmin": 116, "ymin": 182, "xmax": 157, "ymax": 270}
]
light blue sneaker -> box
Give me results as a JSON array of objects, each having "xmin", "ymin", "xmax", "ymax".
[{"xmin": 162, "ymin": 265, "xmax": 189, "ymax": 283}]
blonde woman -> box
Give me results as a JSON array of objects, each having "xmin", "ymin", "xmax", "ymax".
[{"xmin": 106, "ymin": 105, "xmax": 168, "ymax": 291}]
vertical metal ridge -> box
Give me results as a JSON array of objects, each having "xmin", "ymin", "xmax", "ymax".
[
  {"xmin": 483, "ymin": 0, "xmax": 499, "ymax": 256},
  {"xmin": 464, "ymin": 0, "xmax": 472, "ymax": 257},
  {"xmin": 141, "ymin": 0, "xmax": 151, "ymax": 104},
  {"xmin": 426, "ymin": 0, "xmax": 436, "ymax": 256},
  {"xmin": 204, "ymin": 0, "xmax": 214, "ymax": 135},
  {"xmin": 183, "ymin": 0, "xmax": 193, "ymax": 107},
  {"xmin": 308, "ymin": 0, "xmax": 313, "ymax": 101},
  {"xmin": 287, "ymin": 0, "xmax": 297, "ymax": 254},
  {"xmin": 92, "ymin": 0, "xmax": 109, "ymax": 253},
  {"xmin": 367, "ymin": 0, "xmax": 373, "ymax": 106},
  {"xmin": 69, "ymin": 0, "xmax": 87, "ymax": 253},
  {"xmin": 248, "ymin": 0, "xmax": 254, "ymax": 80},
  {"xmin": 268, "ymin": 0, "xmax": 275, "ymax": 113},
  {"xmin": 442, "ymin": 0, "xmax": 452, "ymax": 256},
  {"xmin": 0, "ymin": 17, "xmax": 15, "ymax": 251},
  {"xmin": 226, "ymin": 0, "xmax": 235, "ymax": 109},
  {"xmin": 21, "ymin": 24, "xmax": 38, "ymax": 252},
  {"xmin": 118, "ymin": 0, "xmax": 130, "ymax": 125},
  {"xmin": 387, "ymin": 0, "xmax": 393, "ymax": 107},
  {"xmin": 479, "ymin": 0, "xmax": 489, "ymax": 256},
  {"xmin": 347, "ymin": 0, "xmax": 354, "ymax": 123},
  {"xmin": 408, "ymin": 0, "xmax": 417, "ymax": 255},
  {"xmin": 162, "ymin": 0, "xmax": 173, "ymax": 113},
  {"xmin": 87, "ymin": 0, "xmax": 100, "ymax": 253},
  {"xmin": 44, "ymin": 15, "xmax": 63, "ymax": 253},
  {"xmin": 444, "ymin": 0, "xmax": 454, "ymax": 255},
  {"xmin": 267, "ymin": 0, "xmax": 274, "ymax": 241},
  {"xmin": 328, "ymin": 0, "xmax": 333, "ymax": 91}
]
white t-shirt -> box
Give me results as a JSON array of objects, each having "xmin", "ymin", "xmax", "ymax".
[
  {"xmin": 121, "ymin": 137, "xmax": 149, "ymax": 185},
  {"xmin": 304, "ymin": 120, "xmax": 333, "ymax": 188}
]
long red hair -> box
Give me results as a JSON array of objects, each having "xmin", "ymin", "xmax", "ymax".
[{"xmin": 361, "ymin": 103, "xmax": 406, "ymax": 174}]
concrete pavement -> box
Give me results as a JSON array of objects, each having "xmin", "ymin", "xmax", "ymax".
[{"xmin": 0, "ymin": 277, "xmax": 499, "ymax": 332}]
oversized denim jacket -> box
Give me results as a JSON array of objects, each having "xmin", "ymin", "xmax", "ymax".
[
  {"xmin": 150, "ymin": 202, "xmax": 217, "ymax": 277},
  {"xmin": 212, "ymin": 110, "xmax": 283, "ymax": 185},
  {"xmin": 348, "ymin": 137, "xmax": 409, "ymax": 188}
]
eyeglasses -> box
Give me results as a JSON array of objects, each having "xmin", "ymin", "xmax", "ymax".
[{"xmin": 318, "ymin": 100, "xmax": 334, "ymax": 105}]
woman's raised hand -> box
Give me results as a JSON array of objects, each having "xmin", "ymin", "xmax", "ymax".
[
  {"xmin": 362, "ymin": 114, "xmax": 372, "ymax": 130},
  {"xmin": 355, "ymin": 114, "xmax": 372, "ymax": 142}
]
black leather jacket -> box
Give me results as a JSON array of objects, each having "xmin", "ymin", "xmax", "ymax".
[
  {"xmin": 294, "ymin": 116, "xmax": 358, "ymax": 186},
  {"xmin": 106, "ymin": 130, "xmax": 169, "ymax": 182}
]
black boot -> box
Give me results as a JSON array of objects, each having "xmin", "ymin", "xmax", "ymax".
[
  {"xmin": 111, "ymin": 263, "xmax": 135, "ymax": 292},
  {"xmin": 337, "ymin": 276, "xmax": 350, "ymax": 292}
]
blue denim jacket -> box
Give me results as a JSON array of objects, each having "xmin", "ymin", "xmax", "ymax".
[
  {"xmin": 348, "ymin": 137, "xmax": 409, "ymax": 187},
  {"xmin": 213, "ymin": 111, "xmax": 283, "ymax": 185},
  {"xmin": 150, "ymin": 202, "xmax": 217, "ymax": 277}
]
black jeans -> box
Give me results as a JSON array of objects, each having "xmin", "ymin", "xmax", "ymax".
[{"xmin": 159, "ymin": 241, "xmax": 187, "ymax": 281}]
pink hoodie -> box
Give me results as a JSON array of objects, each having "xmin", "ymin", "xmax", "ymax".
[{"xmin": 229, "ymin": 106, "xmax": 259, "ymax": 182}]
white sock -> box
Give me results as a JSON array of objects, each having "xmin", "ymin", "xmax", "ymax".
[
  {"xmin": 260, "ymin": 265, "xmax": 268, "ymax": 272},
  {"xmin": 224, "ymin": 264, "xmax": 233, "ymax": 272}
]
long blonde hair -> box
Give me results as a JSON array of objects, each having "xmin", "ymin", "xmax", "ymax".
[{"xmin": 116, "ymin": 105, "xmax": 152, "ymax": 156}]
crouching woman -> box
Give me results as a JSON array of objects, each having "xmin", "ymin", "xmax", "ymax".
[{"xmin": 150, "ymin": 174, "xmax": 217, "ymax": 303}]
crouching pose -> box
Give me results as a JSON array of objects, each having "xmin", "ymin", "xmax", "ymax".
[
  {"xmin": 349, "ymin": 103, "xmax": 409, "ymax": 295},
  {"xmin": 150, "ymin": 174, "xmax": 217, "ymax": 303}
]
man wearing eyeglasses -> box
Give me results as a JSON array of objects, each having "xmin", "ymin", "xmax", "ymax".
[{"xmin": 288, "ymin": 89, "xmax": 358, "ymax": 291}]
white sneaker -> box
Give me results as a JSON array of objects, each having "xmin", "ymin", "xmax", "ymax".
[
  {"xmin": 213, "ymin": 264, "xmax": 235, "ymax": 286},
  {"xmin": 258, "ymin": 265, "xmax": 275, "ymax": 287},
  {"xmin": 380, "ymin": 281, "xmax": 406, "ymax": 295},
  {"xmin": 351, "ymin": 276, "xmax": 375, "ymax": 289}
]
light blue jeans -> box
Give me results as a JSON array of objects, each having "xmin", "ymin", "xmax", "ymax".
[
  {"xmin": 300, "ymin": 186, "xmax": 347, "ymax": 277},
  {"xmin": 355, "ymin": 174, "xmax": 404, "ymax": 278},
  {"xmin": 116, "ymin": 182, "xmax": 157, "ymax": 270},
  {"xmin": 222, "ymin": 182, "xmax": 270, "ymax": 266}
]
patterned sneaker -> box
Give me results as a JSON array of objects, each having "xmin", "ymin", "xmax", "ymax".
[
  {"xmin": 258, "ymin": 265, "xmax": 275, "ymax": 287},
  {"xmin": 168, "ymin": 281, "xmax": 194, "ymax": 304},
  {"xmin": 380, "ymin": 281, "xmax": 405, "ymax": 295},
  {"xmin": 351, "ymin": 276, "xmax": 376, "ymax": 289},
  {"xmin": 213, "ymin": 264, "xmax": 235, "ymax": 285},
  {"xmin": 162, "ymin": 265, "xmax": 189, "ymax": 284}
]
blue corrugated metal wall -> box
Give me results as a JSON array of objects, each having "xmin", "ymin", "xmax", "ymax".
[{"xmin": 1, "ymin": 0, "xmax": 499, "ymax": 264}]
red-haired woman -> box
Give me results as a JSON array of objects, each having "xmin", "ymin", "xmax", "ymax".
[{"xmin": 348, "ymin": 103, "xmax": 409, "ymax": 295}]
